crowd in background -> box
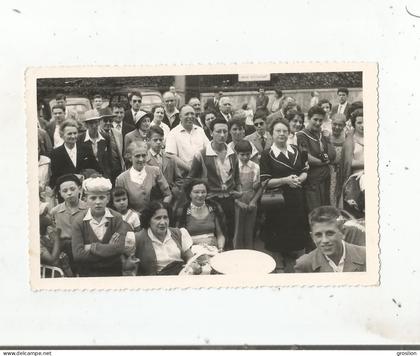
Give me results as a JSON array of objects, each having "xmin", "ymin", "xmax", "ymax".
[{"xmin": 37, "ymin": 85, "xmax": 366, "ymax": 277}]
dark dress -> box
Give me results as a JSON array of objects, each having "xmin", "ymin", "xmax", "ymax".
[{"xmin": 259, "ymin": 145, "xmax": 310, "ymax": 252}]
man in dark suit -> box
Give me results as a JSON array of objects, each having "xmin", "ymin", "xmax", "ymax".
[
  {"xmin": 294, "ymin": 206, "xmax": 366, "ymax": 273},
  {"xmin": 111, "ymin": 103, "xmax": 134, "ymax": 154},
  {"xmin": 50, "ymin": 120, "xmax": 99, "ymax": 188},
  {"xmin": 331, "ymin": 88, "xmax": 351, "ymax": 117},
  {"xmin": 123, "ymin": 91, "xmax": 142, "ymax": 127},
  {"xmin": 244, "ymin": 113, "xmax": 272, "ymax": 154},
  {"xmin": 162, "ymin": 91, "xmax": 180, "ymax": 129},
  {"xmin": 204, "ymin": 91, "xmax": 223, "ymax": 111},
  {"xmin": 215, "ymin": 96, "xmax": 233, "ymax": 123},
  {"xmin": 77, "ymin": 110, "xmax": 112, "ymax": 179}
]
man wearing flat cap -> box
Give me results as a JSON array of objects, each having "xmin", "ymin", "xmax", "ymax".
[
  {"xmin": 294, "ymin": 206, "xmax": 366, "ymax": 273},
  {"xmin": 71, "ymin": 177, "xmax": 131, "ymax": 277},
  {"xmin": 78, "ymin": 110, "xmax": 113, "ymax": 178}
]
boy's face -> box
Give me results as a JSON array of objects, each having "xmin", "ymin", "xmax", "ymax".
[
  {"xmin": 59, "ymin": 181, "xmax": 80, "ymax": 204},
  {"xmin": 237, "ymin": 152, "xmax": 251, "ymax": 164},
  {"xmin": 113, "ymin": 194, "xmax": 128, "ymax": 213},
  {"xmin": 86, "ymin": 192, "xmax": 109, "ymax": 215},
  {"xmin": 149, "ymin": 133, "xmax": 163, "ymax": 153}
]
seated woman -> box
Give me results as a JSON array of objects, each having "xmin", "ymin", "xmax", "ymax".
[
  {"xmin": 174, "ymin": 179, "xmax": 225, "ymax": 252},
  {"xmin": 135, "ymin": 201, "xmax": 201, "ymax": 275},
  {"xmin": 39, "ymin": 215, "xmax": 73, "ymax": 277},
  {"xmin": 115, "ymin": 141, "xmax": 172, "ymax": 213}
]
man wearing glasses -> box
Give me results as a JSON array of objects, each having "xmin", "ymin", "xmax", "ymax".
[
  {"xmin": 162, "ymin": 91, "xmax": 180, "ymax": 129},
  {"xmin": 123, "ymin": 91, "xmax": 143, "ymax": 127},
  {"xmin": 244, "ymin": 112, "xmax": 272, "ymax": 155}
]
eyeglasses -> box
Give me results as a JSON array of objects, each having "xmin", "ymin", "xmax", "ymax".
[
  {"xmin": 103, "ymin": 118, "xmax": 113, "ymax": 123},
  {"xmin": 132, "ymin": 100, "xmax": 141, "ymax": 103},
  {"xmin": 254, "ymin": 122, "xmax": 265, "ymax": 127}
]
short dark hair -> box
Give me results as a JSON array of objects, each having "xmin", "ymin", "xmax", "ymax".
[
  {"xmin": 318, "ymin": 98, "xmax": 332, "ymax": 110},
  {"xmin": 307, "ymin": 105, "xmax": 326, "ymax": 119},
  {"xmin": 234, "ymin": 139, "xmax": 252, "ymax": 153},
  {"xmin": 350, "ymin": 108, "xmax": 363, "ymax": 128},
  {"xmin": 209, "ymin": 117, "xmax": 228, "ymax": 132},
  {"xmin": 228, "ymin": 118, "xmax": 245, "ymax": 131},
  {"xmin": 347, "ymin": 101, "xmax": 363, "ymax": 121},
  {"xmin": 285, "ymin": 109, "xmax": 301, "ymax": 122},
  {"xmin": 56, "ymin": 173, "xmax": 81, "ymax": 189},
  {"xmin": 151, "ymin": 104, "xmax": 165, "ymax": 115},
  {"xmin": 111, "ymin": 186, "xmax": 128, "ymax": 199},
  {"xmin": 183, "ymin": 178, "xmax": 209, "ymax": 200},
  {"xmin": 308, "ymin": 206, "xmax": 344, "ymax": 231},
  {"xmin": 337, "ymin": 87, "xmax": 349, "ymax": 95},
  {"xmin": 51, "ymin": 104, "xmax": 65, "ymax": 113},
  {"xmin": 203, "ymin": 109, "xmax": 217, "ymax": 118},
  {"xmin": 148, "ymin": 125, "xmax": 164, "ymax": 138},
  {"xmin": 55, "ymin": 93, "xmax": 66, "ymax": 101},
  {"xmin": 269, "ymin": 118, "xmax": 290, "ymax": 135},
  {"xmin": 140, "ymin": 201, "xmax": 170, "ymax": 229},
  {"xmin": 128, "ymin": 91, "xmax": 142, "ymax": 101},
  {"xmin": 59, "ymin": 119, "xmax": 78, "ymax": 133},
  {"xmin": 93, "ymin": 94, "xmax": 102, "ymax": 100},
  {"xmin": 275, "ymin": 89, "xmax": 283, "ymax": 96},
  {"xmin": 253, "ymin": 109, "xmax": 268, "ymax": 122},
  {"xmin": 112, "ymin": 102, "xmax": 125, "ymax": 110}
]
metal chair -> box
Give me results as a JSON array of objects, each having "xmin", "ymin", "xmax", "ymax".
[{"xmin": 41, "ymin": 265, "xmax": 65, "ymax": 278}]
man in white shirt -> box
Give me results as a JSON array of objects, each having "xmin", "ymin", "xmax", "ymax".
[
  {"xmin": 165, "ymin": 105, "xmax": 209, "ymax": 173},
  {"xmin": 217, "ymin": 96, "xmax": 233, "ymax": 123},
  {"xmin": 188, "ymin": 97, "xmax": 204, "ymax": 128},
  {"xmin": 331, "ymin": 88, "xmax": 351, "ymax": 117},
  {"xmin": 294, "ymin": 206, "xmax": 366, "ymax": 273},
  {"xmin": 47, "ymin": 105, "xmax": 67, "ymax": 148}
]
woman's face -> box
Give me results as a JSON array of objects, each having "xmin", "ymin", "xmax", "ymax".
[
  {"xmin": 149, "ymin": 208, "xmax": 169, "ymax": 237},
  {"xmin": 154, "ymin": 107, "xmax": 165, "ymax": 124},
  {"xmin": 272, "ymin": 122, "xmax": 289, "ymax": 145},
  {"xmin": 62, "ymin": 126, "xmax": 78, "ymax": 146},
  {"xmin": 205, "ymin": 113, "xmax": 216, "ymax": 128},
  {"xmin": 332, "ymin": 118, "xmax": 346, "ymax": 137},
  {"xmin": 131, "ymin": 146, "xmax": 148, "ymax": 171},
  {"xmin": 139, "ymin": 117, "xmax": 151, "ymax": 132},
  {"xmin": 190, "ymin": 183, "xmax": 207, "ymax": 207},
  {"xmin": 230, "ymin": 124, "xmax": 245, "ymax": 142},
  {"xmin": 321, "ymin": 103, "xmax": 331, "ymax": 114},
  {"xmin": 354, "ymin": 116, "xmax": 364, "ymax": 135},
  {"xmin": 289, "ymin": 115, "xmax": 303, "ymax": 134}
]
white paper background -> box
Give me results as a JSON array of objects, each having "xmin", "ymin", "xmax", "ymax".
[{"xmin": 0, "ymin": 0, "xmax": 419, "ymax": 346}]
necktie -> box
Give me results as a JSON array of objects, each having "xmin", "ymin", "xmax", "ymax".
[
  {"xmin": 116, "ymin": 123, "xmax": 121, "ymax": 130},
  {"xmin": 260, "ymin": 135, "xmax": 266, "ymax": 150}
]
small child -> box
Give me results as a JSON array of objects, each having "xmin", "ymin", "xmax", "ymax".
[
  {"xmin": 71, "ymin": 177, "xmax": 130, "ymax": 277},
  {"xmin": 233, "ymin": 140, "xmax": 263, "ymax": 249},
  {"xmin": 110, "ymin": 186, "xmax": 140, "ymax": 276}
]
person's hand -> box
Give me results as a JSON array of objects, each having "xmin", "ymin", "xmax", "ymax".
[
  {"xmin": 284, "ymin": 175, "xmax": 301, "ymax": 188},
  {"xmin": 48, "ymin": 226, "xmax": 61, "ymax": 243},
  {"xmin": 84, "ymin": 244, "xmax": 91, "ymax": 251},
  {"xmin": 163, "ymin": 196, "xmax": 172, "ymax": 204},
  {"xmin": 231, "ymin": 190, "xmax": 243, "ymax": 199},
  {"xmin": 248, "ymin": 202, "xmax": 257, "ymax": 211},
  {"xmin": 322, "ymin": 130, "xmax": 331, "ymax": 138},
  {"xmin": 110, "ymin": 232, "xmax": 122, "ymax": 245}
]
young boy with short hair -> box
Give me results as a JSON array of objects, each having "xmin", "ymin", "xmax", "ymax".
[{"xmin": 71, "ymin": 177, "xmax": 130, "ymax": 277}]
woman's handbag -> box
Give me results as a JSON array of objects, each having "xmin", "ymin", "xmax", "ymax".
[{"xmin": 260, "ymin": 179, "xmax": 285, "ymax": 209}]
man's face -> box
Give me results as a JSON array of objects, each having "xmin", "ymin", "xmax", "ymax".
[
  {"xmin": 169, "ymin": 86, "xmax": 176, "ymax": 94},
  {"xmin": 52, "ymin": 108, "xmax": 65, "ymax": 123},
  {"xmin": 163, "ymin": 93, "xmax": 176, "ymax": 111},
  {"xmin": 113, "ymin": 107, "xmax": 125, "ymax": 124},
  {"xmin": 338, "ymin": 91, "xmax": 348, "ymax": 104},
  {"xmin": 308, "ymin": 114, "xmax": 324, "ymax": 133},
  {"xmin": 212, "ymin": 123, "xmax": 229, "ymax": 144},
  {"xmin": 130, "ymin": 95, "xmax": 142, "ymax": 111},
  {"xmin": 93, "ymin": 98, "xmax": 103, "ymax": 109},
  {"xmin": 62, "ymin": 125, "xmax": 78, "ymax": 145},
  {"xmin": 254, "ymin": 118, "xmax": 266, "ymax": 135},
  {"xmin": 86, "ymin": 120, "xmax": 100, "ymax": 135},
  {"xmin": 259, "ymin": 88, "xmax": 264, "ymax": 94},
  {"xmin": 189, "ymin": 98, "xmax": 201, "ymax": 115},
  {"xmin": 59, "ymin": 181, "xmax": 80, "ymax": 204},
  {"xmin": 219, "ymin": 98, "xmax": 232, "ymax": 114},
  {"xmin": 149, "ymin": 133, "xmax": 164, "ymax": 153},
  {"xmin": 180, "ymin": 105, "xmax": 195, "ymax": 131},
  {"xmin": 100, "ymin": 117, "xmax": 113, "ymax": 133},
  {"xmin": 311, "ymin": 221, "xmax": 344, "ymax": 259}
]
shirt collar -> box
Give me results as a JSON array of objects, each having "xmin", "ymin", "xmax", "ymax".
[
  {"xmin": 205, "ymin": 142, "xmax": 235, "ymax": 157},
  {"xmin": 179, "ymin": 124, "xmax": 198, "ymax": 132},
  {"xmin": 83, "ymin": 207, "xmax": 113, "ymax": 221},
  {"xmin": 113, "ymin": 121, "xmax": 122, "ymax": 128},
  {"xmin": 84, "ymin": 130, "xmax": 105, "ymax": 143},
  {"xmin": 238, "ymin": 160, "xmax": 252, "ymax": 169},
  {"xmin": 324, "ymin": 240, "xmax": 346, "ymax": 268},
  {"xmin": 270, "ymin": 144, "xmax": 294, "ymax": 158},
  {"xmin": 130, "ymin": 166, "xmax": 145, "ymax": 175},
  {"xmin": 257, "ymin": 132, "xmax": 268, "ymax": 139},
  {"xmin": 165, "ymin": 108, "xmax": 179, "ymax": 117},
  {"xmin": 147, "ymin": 227, "xmax": 171, "ymax": 245},
  {"xmin": 56, "ymin": 200, "xmax": 87, "ymax": 213},
  {"xmin": 149, "ymin": 148, "xmax": 161, "ymax": 157}
]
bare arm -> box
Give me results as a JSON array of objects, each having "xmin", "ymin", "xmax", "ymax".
[{"xmin": 215, "ymin": 216, "xmax": 226, "ymax": 251}]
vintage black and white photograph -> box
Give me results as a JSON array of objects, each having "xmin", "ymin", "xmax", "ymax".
[{"xmin": 27, "ymin": 63, "xmax": 379, "ymax": 289}]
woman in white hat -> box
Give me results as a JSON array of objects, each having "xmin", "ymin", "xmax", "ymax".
[{"xmin": 123, "ymin": 110, "xmax": 151, "ymax": 154}]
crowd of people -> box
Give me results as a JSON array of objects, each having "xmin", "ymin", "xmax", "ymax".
[{"xmin": 37, "ymin": 86, "xmax": 366, "ymax": 277}]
